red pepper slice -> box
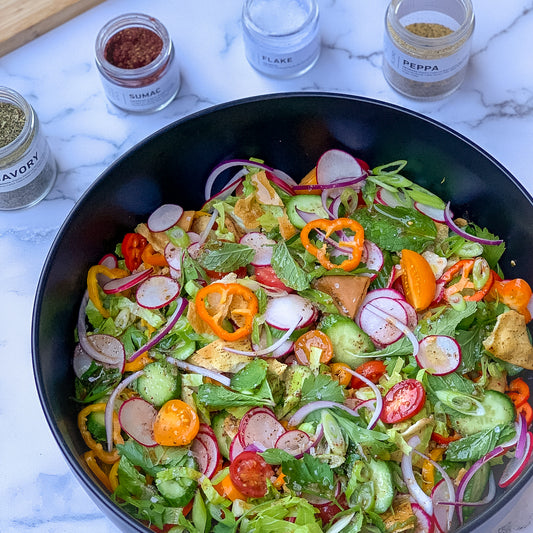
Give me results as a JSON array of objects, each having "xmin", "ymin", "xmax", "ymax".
[
  {"xmin": 438, "ymin": 258, "xmax": 493, "ymax": 302},
  {"xmin": 122, "ymin": 233, "xmax": 148, "ymax": 271}
]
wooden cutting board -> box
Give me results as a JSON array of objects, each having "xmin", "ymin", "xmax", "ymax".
[{"xmin": 0, "ymin": 0, "xmax": 106, "ymax": 58}]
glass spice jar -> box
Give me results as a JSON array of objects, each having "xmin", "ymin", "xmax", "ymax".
[
  {"xmin": 383, "ymin": 0, "xmax": 475, "ymax": 100},
  {"xmin": 242, "ymin": 0, "xmax": 321, "ymax": 79},
  {"xmin": 0, "ymin": 87, "xmax": 57, "ymax": 210},
  {"xmin": 95, "ymin": 13, "xmax": 180, "ymax": 113}
]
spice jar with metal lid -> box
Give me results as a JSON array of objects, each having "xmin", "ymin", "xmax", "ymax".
[
  {"xmin": 242, "ymin": 0, "xmax": 321, "ymax": 79},
  {"xmin": 0, "ymin": 87, "xmax": 57, "ymax": 210},
  {"xmin": 95, "ymin": 13, "xmax": 180, "ymax": 113},
  {"xmin": 383, "ymin": 0, "xmax": 475, "ymax": 100}
]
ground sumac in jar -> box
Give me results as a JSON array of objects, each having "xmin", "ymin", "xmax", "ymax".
[{"xmin": 104, "ymin": 27, "xmax": 163, "ymax": 69}]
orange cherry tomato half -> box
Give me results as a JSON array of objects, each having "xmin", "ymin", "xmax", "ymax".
[
  {"xmin": 330, "ymin": 363, "xmax": 352, "ymax": 387},
  {"xmin": 153, "ymin": 399, "xmax": 200, "ymax": 446},
  {"xmin": 400, "ymin": 249, "xmax": 436, "ymax": 312},
  {"xmin": 380, "ymin": 379, "xmax": 426, "ymax": 424},
  {"xmin": 350, "ymin": 360, "xmax": 387, "ymax": 389},
  {"xmin": 229, "ymin": 451, "xmax": 274, "ymax": 498},
  {"xmin": 294, "ymin": 330, "xmax": 334, "ymax": 366}
]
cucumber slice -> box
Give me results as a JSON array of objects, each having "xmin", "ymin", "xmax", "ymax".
[
  {"xmin": 319, "ymin": 313, "xmax": 375, "ymax": 367},
  {"xmin": 136, "ymin": 361, "xmax": 182, "ymax": 408},
  {"xmin": 368, "ymin": 459, "xmax": 394, "ymax": 514},
  {"xmin": 286, "ymin": 194, "xmax": 331, "ymax": 229},
  {"xmin": 451, "ymin": 390, "xmax": 515, "ymax": 436},
  {"xmin": 86, "ymin": 410, "xmax": 106, "ymax": 443},
  {"xmin": 211, "ymin": 410, "xmax": 233, "ymax": 460}
]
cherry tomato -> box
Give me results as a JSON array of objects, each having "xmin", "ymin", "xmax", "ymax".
[
  {"xmin": 254, "ymin": 265, "xmax": 293, "ymax": 291},
  {"xmin": 350, "ymin": 360, "xmax": 387, "ymax": 389},
  {"xmin": 153, "ymin": 399, "xmax": 200, "ymax": 446},
  {"xmin": 488, "ymin": 278, "xmax": 532, "ymax": 322},
  {"xmin": 507, "ymin": 377, "xmax": 530, "ymax": 408},
  {"xmin": 121, "ymin": 233, "xmax": 147, "ymax": 271},
  {"xmin": 380, "ymin": 379, "xmax": 426, "ymax": 424},
  {"xmin": 294, "ymin": 330, "xmax": 334, "ymax": 365},
  {"xmin": 314, "ymin": 493, "xmax": 348, "ymax": 526},
  {"xmin": 330, "ymin": 363, "xmax": 352, "ymax": 387},
  {"xmin": 229, "ymin": 451, "xmax": 274, "ymax": 498},
  {"xmin": 400, "ymin": 249, "xmax": 436, "ymax": 311}
]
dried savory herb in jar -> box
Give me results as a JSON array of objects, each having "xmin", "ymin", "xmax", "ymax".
[
  {"xmin": 0, "ymin": 87, "xmax": 57, "ymax": 210},
  {"xmin": 95, "ymin": 13, "xmax": 180, "ymax": 113},
  {"xmin": 383, "ymin": 0, "xmax": 475, "ymax": 100}
]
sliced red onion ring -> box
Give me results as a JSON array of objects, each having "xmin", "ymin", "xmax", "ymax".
[
  {"xmin": 197, "ymin": 209, "xmax": 218, "ymax": 247},
  {"xmin": 266, "ymin": 170, "xmax": 296, "ymax": 195},
  {"xmin": 444, "ymin": 203, "xmax": 503, "ymax": 246},
  {"xmin": 340, "ymin": 368, "xmax": 383, "ymax": 430},
  {"xmin": 321, "ymin": 189, "xmax": 336, "ymax": 219},
  {"xmin": 498, "ymin": 431, "xmax": 533, "ymax": 489},
  {"xmin": 401, "ymin": 436, "xmax": 433, "ymax": 517},
  {"xmin": 147, "ymin": 204, "xmax": 184, "ymax": 233},
  {"xmin": 437, "ymin": 472, "xmax": 496, "ymax": 508},
  {"xmin": 128, "ymin": 297, "xmax": 187, "ymax": 361},
  {"xmin": 270, "ymin": 168, "xmax": 298, "ymax": 187},
  {"xmin": 204, "ymin": 159, "xmax": 275, "ymax": 201},
  {"xmin": 288, "ymin": 401, "xmax": 361, "ymax": 427},
  {"xmin": 225, "ymin": 317, "xmax": 302, "ymax": 357},
  {"xmin": 292, "ymin": 176, "xmax": 366, "ymax": 192},
  {"xmin": 136, "ymin": 275, "xmax": 180, "ymax": 309},
  {"xmin": 414, "ymin": 447, "xmax": 456, "ymax": 530},
  {"xmin": 118, "ymin": 397, "xmax": 158, "ymax": 447},
  {"xmin": 166, "ymin": 356, "xmax": 231, "ymax": 387},
  {"xmin": 102, "ymin": 268, "xmax": 153, "ymax": 294},
  {"xmin": 515, "ymin": 412, "xmax": 528, "ymax": 459},
  {"xmin": 455, "ymin": 444, "xmax": 506, "ymax": 523},
  {"xmin": 105, "ymin": 370, "xmax": 144, "ymax": 452}
]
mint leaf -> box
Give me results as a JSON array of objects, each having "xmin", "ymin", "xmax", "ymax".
[
  {"xmin": 197, "ymin": 383, "xmax": 272, "ymax": 409},
  {"xmin": 271, "ymin": 240, "xmax": 310, "ymax": 291},
  {"xmin": 196, "ymin": 241, "xmax": 255, "ymax": 272},
  {"xmin": 230, "ymin": 359, "xmax": 268, "ymax": 394},
  {"xmin": 300, "ymin": 373, "xmax": 345, "ymax": 405}
]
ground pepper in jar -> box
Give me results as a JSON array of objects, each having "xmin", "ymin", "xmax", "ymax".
[
  {"xmin": 104, "ymin": 27, "xmax": 163, "ymax": 69},
  {"xmin": 382, "ymin": 0, "xmax": 475, "ymax": 100}
]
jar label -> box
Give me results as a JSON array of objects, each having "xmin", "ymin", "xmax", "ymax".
[
  {"xmin": 100, "ymin": 61, "xmax": 180, "ymax": 111},
  {"xmin": 0, "ymin": 133, "xmax": 50, "ymax": 193},
  {"xmin": 244, "ymin": 33, "xmax": 320, "ymax": 77},
  {"xmin": 383, "ymin": 31, "xmax": 472, "ymax": 83}
]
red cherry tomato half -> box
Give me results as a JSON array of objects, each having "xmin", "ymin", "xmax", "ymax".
[
  {"xmin": 314, "ymin": 493, "xmax": 348, "ymax": 526},
  {"xmin": 205, "ymin": 266, "xmax": 248, "ymax": 280},
  {"xmin": 350, "ymin": 360, "xmax": 387, "ymax": 389},
  {"xmin": 229, "ymin": 451, "xmax": 274, "ymax": 498},
  {"xmin": 121, "ymin": 233, "xmax": 148, "ymax": 271},
  {"xmin": 254, "ymin": 265, "xmax": 293, "ymax": 292},
  {"xmin": 380, "ymin": 379, "xmax": 426, "ymax": 424}
]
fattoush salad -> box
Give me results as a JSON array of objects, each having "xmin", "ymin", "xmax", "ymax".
[{"xmin": 74, "ymin": 149, "xmax": 533, "ymax": 533}]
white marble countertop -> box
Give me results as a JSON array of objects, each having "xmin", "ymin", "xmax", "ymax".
[{"xmin": 1, "ymin": 0, "xmax": 532, "ymax": 531}]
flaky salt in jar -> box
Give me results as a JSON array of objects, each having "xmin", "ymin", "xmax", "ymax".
[
  {"xmin": 383, "ymin": 0, "xmax": 475, "ymax": 100},
  {"xmin": 242, "ymin": 0, "xmax": 321, "ymax": 78},
  {"xmin": 0, "ymin": 87, "xmax": 57, "ymax": 210}
]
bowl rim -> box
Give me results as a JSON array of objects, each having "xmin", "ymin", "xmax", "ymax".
[{"xmin": 32, "ymin": 90, "xmax": 533, "ymax": 532}]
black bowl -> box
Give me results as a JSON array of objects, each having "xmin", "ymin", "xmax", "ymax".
[{"xmin": 32, "ymin": 92, "xmax": 533, "ymax": 532}]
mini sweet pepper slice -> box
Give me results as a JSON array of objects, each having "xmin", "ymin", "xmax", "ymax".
[
  {"xmin": 87, "ymin": 264, "xmax": 128, "ymax": 318},
  {"xmin": 300, "ymin": 217, "xmax": 365, "ymax": 271},
  {"xmin": 195, "ymin": 282, "xmax": 258, "ymax": 341}
]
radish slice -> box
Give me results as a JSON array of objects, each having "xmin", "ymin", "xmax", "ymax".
[
  {"xmin": 275, "ymin": 430, "xmax": 312, "ymax": 457},
  {"xmin": 410, "ymin": 502, "xmax": 435, "ymax": 533},
  {"xmin": 136, "ymin": 275, "xmax": 180, "ymax": 309},
  {"xmin": 264, "ymin": 294, "xmax": 316, "ymax": 330},
  {"xmin": 414, "ymin": 202, "xmax": 446, "ymax": 223},
  {"xmin": 357, "ymin": 297, "xmax": 408, "ymax": 346},
  {"xmin": 72, "ymin": 344, "xmax": 95, "ymax": 378},
  {"xmin": 147, "ymin": 204, "xmax": 184, "ymax": 233},
  {"xmin": 416, "ymin": 335, "xmax": 461, "ymax": 376},
  {"xmin": 118, "ymin": 397, "xmax": 158, "ymax": 447},
  {"xmin": 87, "ymin": 334, "xmax": 125, "ymax": 371},
  {"xmin": 238, "ymin": 410, "xmax": 286, "ymax": 449},
  {"xmin": 316, "ymin": 149, "xmax": 365, "ymax": 185},
  {"xmin": 376, "ymin": 187, "xmax": 410, "ymax": 208},
  {"xmin": 102, "ymin": 268, "xmax": 153, "ymax": 294},
  {"xmin": 239, "ymin": 232, "xmax": 275, "ymax": 266},
  {"xmin": 498, "ymin": 431, "xmax": 533, "ymax": 488},
  {"xmin": 360, "ymin": 240, "xmax": 384, "ymax": 279},
  {"xmin": 190, "ymin": 436, "xmax": 211, "ymax": 476},
  {"xmin": 402, "ymin": 436, "xmax": 433, "ymax": 517},
  {"xmin": 431, "ymin": 479, "xmax": 452, "ymax": 533},
  {"xmin": 229, "ymin": 434, "xmax": 245, "ymax": 461},
  {"xmin": 164, "ymin": 242, "xmax": 184, "ymax": 271},
  {"xmin": 99, "ymin": 253, "xmax": 118, "ymax": 269},
  {"xmin": 192, "ymin": 423, "xmax": 221, "ymax": 478},
  {"xmin": 399, "ymin": 299, "xmax": 418, "ymax": 329}
]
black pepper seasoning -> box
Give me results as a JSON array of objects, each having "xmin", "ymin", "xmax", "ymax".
[{"xmin": 0, "ymin": 87, "xmax": 57, "ymax": 210}]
